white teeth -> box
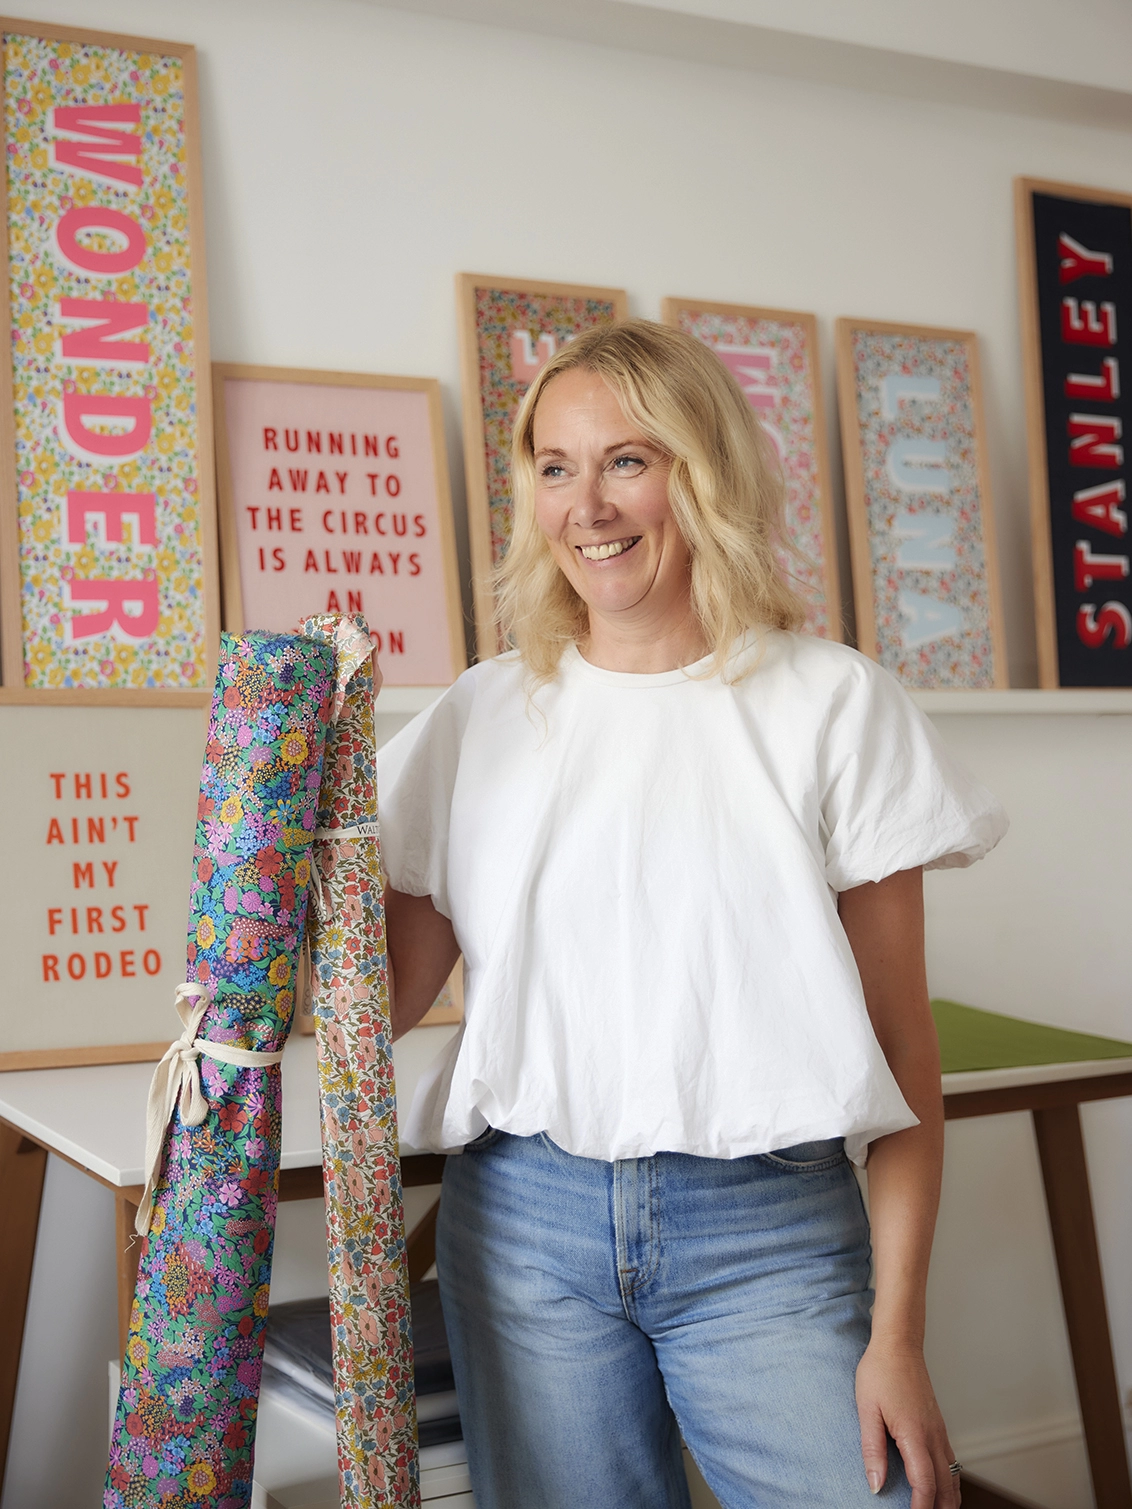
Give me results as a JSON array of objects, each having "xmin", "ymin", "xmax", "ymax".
[{"xmin": 579, "ymin": 539, "xmax": 635, "ymax": 560}]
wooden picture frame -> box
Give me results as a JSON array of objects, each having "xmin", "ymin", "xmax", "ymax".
[
  {"xmin": 456, "ymin": 273, "xmax": 628, "ymax": 657},
  {"xmin": 1015, "ymin": 177, "xmax": 1132, "ymax": 687},
  {"xmin": 0, "ymin": 18, "xmax": 219, "ymax": 700},
  {"xmin": 213, "ymin": 363, "xmax": 466, "ymax": 686},
  {"xmin": 835, "ymin": 317, "xmax": 1008, "ymax": 689},
  {"xmin": 662, "ymin": 297, "xmax": 841, "ymax": 639},
  {"xmin": 0, "ymin": 700, "xmax": 206, "ymax": 1071}
]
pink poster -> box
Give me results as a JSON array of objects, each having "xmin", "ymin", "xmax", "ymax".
[
  {"xmin": 216, "ymin": 371, "xmax": 465, "ymax": 686},
  {"xmin": 664, "ymin": 299, "xmax": 842, "ymax": 640}
]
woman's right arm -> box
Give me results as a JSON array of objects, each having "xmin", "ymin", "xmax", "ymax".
[{"xmin": 384, "ymin": 886, "xmax": 461, "ymax": 1039}]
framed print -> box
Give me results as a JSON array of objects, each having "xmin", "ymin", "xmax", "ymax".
[
  {"xmin": 835, "ymin": 318, "xmax": 1007, "ymax": 689},
  {"xmin": 1015, "ymin": 177, "xmax": 1132, "ymax": 687},
  {"xmin": 214, "ymin": 364, "xmax": 466, "ymax": 687},
  {"xmin": 0, "ymin": 19, "xmax": 218, "ymax": 697},
  {"xmin": 662, "ymin": 297, "xmax": 841, "ymax": 638},
  {"xmin": 457, "ymin": 272, "xmax": 628, "ymax": 656},
  {"xmin": 0, "ymin": 700, "xmax": 204, "ymax": 1070}
]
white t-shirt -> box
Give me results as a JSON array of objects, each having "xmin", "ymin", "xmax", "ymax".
[{"xmin": 378, "ymin": 631, "xmax": 1007, "ymax": 1164}]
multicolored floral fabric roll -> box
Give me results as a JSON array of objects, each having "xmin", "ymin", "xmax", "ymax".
[
  {"xmin": 302, "ymin": 614, "xmax": 419, "ymax": 1509},
  {"xmin": 106, "ymin": 631, "xmax": 335, "ymax": 1509}
]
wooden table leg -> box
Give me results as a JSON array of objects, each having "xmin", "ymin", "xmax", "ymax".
[
  {"xmin": 0, "ymin": 1121, "xmax": 48, "ymax": 1496},
  {"xmin": 115, "ymin": 1186, "xmax": 144, "ymax": 1363},
  {"xmin": 1033, "ymin": 1103, "xmax": 1132, "ymax": 1509}
]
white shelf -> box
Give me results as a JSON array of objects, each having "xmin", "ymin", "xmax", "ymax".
[
  {"xmin": 912, "ymin": 688, "xmax": 1132, "ymax": 715},
  {"xmin": 376, "ymin": 685, "xmax": 447, "ymax": 714}
]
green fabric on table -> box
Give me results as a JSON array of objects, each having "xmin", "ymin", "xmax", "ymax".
[{"xmin": 932, "ymin": 999, "xmax": 1132, "ymax": 1075}]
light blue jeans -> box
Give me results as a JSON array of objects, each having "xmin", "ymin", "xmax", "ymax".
[{"xmin": 435, "ymin": 1130, "xmax": 911, "ymax": 1509}]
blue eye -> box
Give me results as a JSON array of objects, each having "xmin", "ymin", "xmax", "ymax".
[
  {"xmin": 540, "ymin": 463, "xmax": 566, "ymax": 478},
  {"xmin": 612, "ymin": 455, "xmax": 645, "ymax": 471}
]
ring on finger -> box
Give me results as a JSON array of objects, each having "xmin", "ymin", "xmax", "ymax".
[{"xmin": 948, "ymin": 1462, "xmax": 962, "ymax": 1477}]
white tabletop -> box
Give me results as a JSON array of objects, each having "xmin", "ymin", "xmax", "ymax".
[
  {"xmin": 3, "ymin": 1038, "xmax": 1130, "ymax": 1186},
  {"xmin": 940, "ymin": 1056, "xmax": 1132, "ymax": 1097},
  {"xmin": 0, "ymin": 1025, "xmax": 458, "ymax": 1188}
]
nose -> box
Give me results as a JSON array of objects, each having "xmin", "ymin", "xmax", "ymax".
[{"xmin": 570, "ymin": 465, "xmax": 617, "ymax": 529}]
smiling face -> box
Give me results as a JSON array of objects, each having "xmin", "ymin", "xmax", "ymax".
[{"xmin": 532, "ymin": 368, "xmax": 700, "ymax": 662}]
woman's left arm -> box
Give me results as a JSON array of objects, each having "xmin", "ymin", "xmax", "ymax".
[{"xmin": 838, "ymin": 866, "xmax": 960, "ymax": 1509}]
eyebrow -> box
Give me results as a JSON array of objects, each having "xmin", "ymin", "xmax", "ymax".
[{"xmin": 533, "ymin": 439, "xmax": 650, "ymax": 460}]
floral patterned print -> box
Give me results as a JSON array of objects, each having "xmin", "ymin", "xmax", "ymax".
[
  {"xmin": 106, "ymin": 632, "xmax": 335, "ymax": 1508},
  {"xmin": 675, "ymin": 309, "xmax": 835, "ymax": 638},
  {"xmin": 473, "ymin": 286, "xmax": 619, "ymax": 570},
  {"xmin": 301, "ymin": 613, "xmax": 419, "ymax": 1509},
  {"xmin": 850, "ymin": 331, "xmax": 999, "ymax": 688},
  {"xmin": 4, "ymin": 32, "xmax": 207, "ymax": 689}
]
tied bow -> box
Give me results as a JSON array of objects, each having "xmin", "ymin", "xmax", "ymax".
[{"xmin": 135, "ymin": 982, "xmax": 285, "ymax": 1236}]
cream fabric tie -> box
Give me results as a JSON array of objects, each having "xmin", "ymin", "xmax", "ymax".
[{"xmin": 135, "ymin": 982, "xmax": 286, "ymax": 1236}]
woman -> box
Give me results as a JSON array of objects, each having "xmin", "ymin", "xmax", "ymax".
[{"xmin": 378, "ymin": 320, "xmax": 1005, "ymax": 1509}]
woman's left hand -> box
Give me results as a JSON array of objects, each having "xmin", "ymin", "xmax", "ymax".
[{"xmin": 855, "ymin": 1338, "xmax": 960, "ymax": 1507}]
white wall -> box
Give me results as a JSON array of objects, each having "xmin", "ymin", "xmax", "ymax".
[{"xmin": 3, "ymin": 1, "xmax": 1131, "ymax": 1505}]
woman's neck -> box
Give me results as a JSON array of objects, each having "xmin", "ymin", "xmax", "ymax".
[{"xmin": 579, "ymin": 607, "xmax": 708, "ymax": 674}]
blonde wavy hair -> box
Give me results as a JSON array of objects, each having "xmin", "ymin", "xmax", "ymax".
[{"xmin": 494, "ymin": 318, "xmax": 807, "ymax": 682}]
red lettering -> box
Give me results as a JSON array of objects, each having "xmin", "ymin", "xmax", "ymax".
[
  {"xmin": 344, "ymin": 551, "xmax": 361, "ymax": 573},
  {"xmin": 75, "ymin": 772, "xmax": 91, "ymax": 799},
  {"xmin": 289, "ymin": 469, "xmax": 308, "ymax": 492},
  {"xmin": 388, "ymin": 631, "xmax": 404, "ymax": 654},
  {"xmin": 329, "ymin": 433, "xmax": 344, "ymax": 455},
  {"xmin": 116, "ymin": 772, "xmax": 130, "ymax": 798},
  {"xmin": 364, "ymin": 436, "xmax": 380, "ymax": 457},
  {"xmin": 55, "ymin": 206, "xmax": 146, "ymax": 275},
  {"xmin": 304, "ymin": 551, "xmax": 319, "ymax": 572},
  {"xmin": 1061, "ymin": 298, "xmax": 1117, "ymax": 347},
  {"xmin": 322, "ymin": 510, "xmax": 334, "ymax": 532},
  {"xmin": 386, "ymin": 436, "xmax": 399, "ymax": 458},
  {"xmin": 68, "ymin": 577, "xmax": 159, "ymax": 639},
  {"xmin": 1074, "ymin": 539, "xmax": 1129, "ymax": 591},
  {"xmin": 392, "ymin": 512, "xmax": 407, "ymax": 536},
  {"xmin": 335, "ymin": 471, "xmax": 348, "ymax": 494},
  {"xmin": 73, "ymin": 862, "xmax": 94, "ymax": 888},
  {"xmin": 87, "ymin": 816, "xmax": 105, "ymax": 843},
  {"xmin": 414, "ymin": 515, "xmax": 426, "ymax": 537},
  {"xmin": 102, "ymin": 860, "xmax": 118, "ymax": 887},
  {"xmin": 120, "ymin": 950, "xmax": 136, "ymax": 978},
  {"xmin": 264, "ymin": 427, "xmax": 278, "ymax": 451},
  {"xmin": 307, "ymin": 431, "xmax": 321, "ymax": 453},
  {"xmin": 1065, "ymin": 358, "xmax": 1119, "ymax": 403},
  {"xmin": 47, "ymin": 908, "xmax": 63, "ymax": 935},
  {"xmin": 51, "ymin": 103, "xmax": 142, "ymax": 187},
  {"xmin": 1071, "ymin": 481, "xmax": 1127, "ymax": 537},
  {"xmin": 327, "ymin": 591, "xmax": 342, "ymax": 612},
  {"xmin": 46, "ymin": 818, "xmax": 64, "ymax": 844},
  {"xmin": 272, "ymin": 548, "xmax": 285, "ymax": 571},
  {"xmin": 143, "ymin": 949, "xmax": 161, "ymax": 976},
  {"xmin": 42, "ymin": 955, "xmax": 60, "ymax": 982},
  {"xmin": 324, "ymin": 551, "xmax": 338, "ymax": 573},
  {"xmin": 285, "ymin": 429, "xmax": 299, "ymax": 452},
  {"xmin": 123, "ymin": 816, "xmax": 138, "ymax": 841},
  {"xmin": 266, "ymin": 508, "xmax": 281, "ymax": 530},
  {"xmin": 67, "ymin": 953, "xmax": 86, "ymax": 980},
  {"xmin": 1059, "ymin": 233, "xmax": 1114, "ymax": 285},
  {"xmin": 1068, "ymin": 414, "xmax": 1124, "ymax": 468},
  {"xmin": 94, "ymin": 951, "xmax": 112, "ymax": 978},
  {"xmin": 369, "ymin": 553, "xmax": 384, "ymax": 575},
  {"xmin": 49, "ymin": 773, "xmax": 65, "ymax": 798},
  {"xmin": 111, "ymin": 906, "xmax": 126, "ymax": 932},
  {"xmin": 246, "ymin": 507, "xmax": 260, "ymax": 530},
  {"xmin": 375, "ymin": 513, "xmax": 386, "ymax": 535},
  {"xmin": 1077, "ymin": 601, "xmax": 1132, "ymax": 649},
  {"xmin": 315, "ymin": 471, "xmax": 330, "ymax": 494},
  {"xmin": 347, "ymin": 591, "xmax": 363, "ymax": 612},
  {"xmin": 134, "ymin": 904, "xmax": 149, "ymax": 932},
  {"xmin": 267, "ymin": 468, "xmax": 283, "ymax": 491},
  {"xmin": 289, "ymin": 508, "xmax": 303, "ymax": 531},
  {"xmin": 389, "ymin": 552, "xmax": 401, "ymax": 574},
  {"xmin": 86, "ymin": 906, "xmax": 104, "ymax": 934},
  {"xmin": 409, "ymin": 553, "xmax": 421, "ymax": 576},
  {"xmin": 354, "ymin": 512, "xmax": 369, "ymax": 534},
  {"xmin": 367, "ymin": 473, "xmax": 380, "ymax": 495},
  {"xmin": 385, "ymin": 475, "xmax": 401, "ymax": 498}
]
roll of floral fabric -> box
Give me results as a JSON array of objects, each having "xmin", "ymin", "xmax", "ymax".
[
  {"xmin": 302, "ymin": 614, "xmax": 419, "ymax": 1509},
  {"xmin": 105, "ymin": 631, "xmax": 335, "ymax": 1509}
]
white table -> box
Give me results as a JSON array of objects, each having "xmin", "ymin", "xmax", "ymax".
[{"xmin": 0, "ymin": 1025, "xmax": 456, "ymax": 1496}]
